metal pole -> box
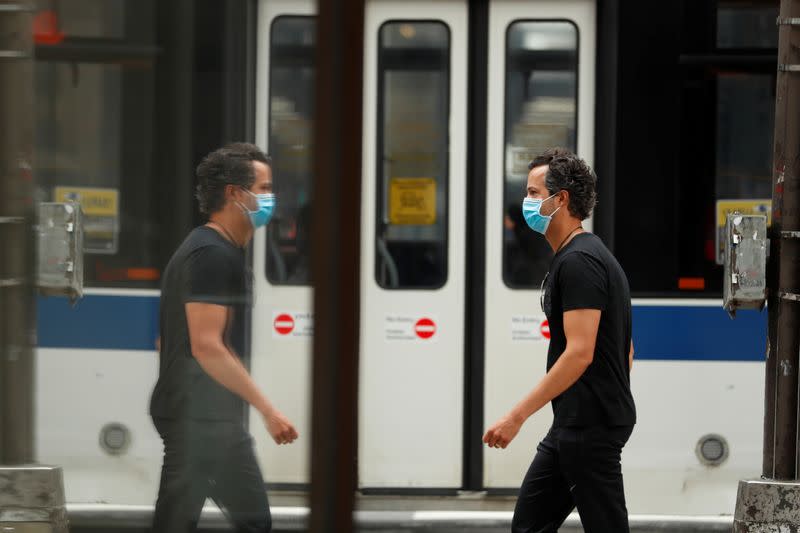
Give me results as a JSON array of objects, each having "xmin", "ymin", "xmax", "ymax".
[
  {"xmin": 768, "ymin": 0, "xmax": 800, "ymax": 480},
  {"xmin": 0, "ymin": 0, "xmax": 36, "ymax": 464},
  {"xmin": 309, "ymin": 0, "xmax": 364, "ymax": 532}
]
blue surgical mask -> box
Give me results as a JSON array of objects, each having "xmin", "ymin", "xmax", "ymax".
[
  {"xmin": 239, "ymin": 189, "xmax": 276, "ymax": 229},
  {"xmin": 522, "ymin": 193, "xmax": 561, "ymax": 235}
]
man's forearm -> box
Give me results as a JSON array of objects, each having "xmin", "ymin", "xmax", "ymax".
[
  {"xmin": 509, "ymin": 349, "xmax": 591, "ymax": 423},
  {"xmin": 194, "ymin": 344, "xmax": 274, "ymax": 416}
]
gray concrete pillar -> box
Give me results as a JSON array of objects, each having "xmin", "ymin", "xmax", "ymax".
[
  {"xmin": 734, "ymin": 479, "xmax": 800, "ymax": 532},
  {"xmin": 0, "ymin": 466, "xmax": 68, "ymax": 532}
]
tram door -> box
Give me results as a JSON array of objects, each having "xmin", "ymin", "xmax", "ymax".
[
  {"xmin": 359, "ymin": 0, "xmax": 468, "ymax": 488},
  {"xmin": 482, "ymin": 0, "xmax": 596, "ymax": 488},
  {"xmin": 251, "ymin": 0, "xmax": 317, "ymax": 484},
  {"xmin": 252, "ymin": 0, "xmax": 595, "ymax": 490}
]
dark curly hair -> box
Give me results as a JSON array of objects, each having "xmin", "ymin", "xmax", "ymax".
[
  {"xmin": 195, "ymin": 143, "xmax": 272, "ymax": 215},
  {"xmin": 528, "ymin": 147, "xmax": 596, "ymax": 221}
]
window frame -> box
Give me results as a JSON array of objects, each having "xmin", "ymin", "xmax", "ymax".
[
  {"xmin": 501, "ymin": 18, "xmax": 581, "ymax": 290},
  {"xmin": 374, "ymin": 19, "xmax": 452, "ymax": 291},
  {"xmin": 264, "ymin": 14, "xmax": 316, "ymax": 286}
]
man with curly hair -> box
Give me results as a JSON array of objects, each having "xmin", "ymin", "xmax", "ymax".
[
  {"xmin": 484, "ymin": 148, "xmax": 636, "ymax": 532},
  {"xmin": 150, "ymin": 143, "xmax": 297, "ymax": 532}
]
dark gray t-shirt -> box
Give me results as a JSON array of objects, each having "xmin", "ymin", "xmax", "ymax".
[
  {"xmin": 542, "ymin": 232, "xmax": 636, "ymax": 427},
  {"xmin": 149, "ymin": 226, "xmax": 250, "ymax": 422}
]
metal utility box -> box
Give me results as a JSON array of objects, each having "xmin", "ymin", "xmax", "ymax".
[
  {"xmin": 37, "ymin": 202, "xmax": 83, "ymax": 302},
  {"xmin": 723, "ymin": 213, "xmax": 767, "ymax": 317}
]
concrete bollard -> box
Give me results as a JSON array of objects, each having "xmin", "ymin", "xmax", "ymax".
[
  {"xmin": 734, "ymin": 478, "xmax": 800, "ymax": 532},
  {"xmin": 0, "ymin": 466, "xmax": 68, "ymax": 532}
]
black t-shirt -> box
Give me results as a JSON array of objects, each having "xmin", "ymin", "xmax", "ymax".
[
  {"xmin": 542, "ymin": 232, "xmax": 636, "ymax": 427},
  {"xmin": 149, "ymin": 226, "xmax": 251, "ymax": 422}
]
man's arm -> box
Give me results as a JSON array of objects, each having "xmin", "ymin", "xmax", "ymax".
[
  {"xmin": 629, "ymin": 339, "xmax": 634, "ymax": 371},
  {"xmin": 186, "ymin": 302, "xmax": 298, "ymax": 445},
  {"xmin": 483, "ymin": 308, "xmax": 600, "ymax": 449}
]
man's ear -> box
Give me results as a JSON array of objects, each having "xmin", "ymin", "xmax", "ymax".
[
  {"xmin": 224, "ymin": 183, "xmax": 238, "ymax": 203},
  {"xmin": 559, "ymin": 189, "xmax": 570, "ymax": 210}
]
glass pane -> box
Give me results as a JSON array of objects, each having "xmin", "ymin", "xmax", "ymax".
[
  {"xmin": 375, "ymin": 21, "xmax": 450, "ymax": 289},
  {"xmin": 717, "ymin": 2, "xmax": 779, "ymax": 48},
  {"xmin": 39, "ymin": 0, "xmax": 127, "ymax": 39},
  {"xmin": 266, "ymin": 16, "xmax": 316, "ymax": 285},
  {"xmin": 502, "ymin": 21, "xmax": 578, "ymax": 288},
  {"xmin": 716, "ymin": 74, "xmax": 774, "ymax": 198},
  {"xmin": 35, "ymin": 60, "xmax": 158, "ymax": 287}
]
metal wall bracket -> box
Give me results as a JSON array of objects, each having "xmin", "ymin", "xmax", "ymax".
[
  {"xmin": 0, "ymin": 278, "xmax": 23, "ymax": 288},
  {"xmin": 0, "ymin": 3, "xmax": 36, "ymax": 12},
  {"xmin": 0, "ymin": 50, "xmax": 30, "ymax": 59},
  {"xmin": 779, "ymin": 292, "xmax": 800, "ymax": 302},
  {"xmin": 777, "ymin": 17, "xmax": 800, "ymax": 25},
  {"xmin": 782, "ymin": 231, "xmax": 800, "ymax": 239},
  {"xmin": 778, "ymin": 64, "xmax": 800, "ymax": 72},
  {"xmin": 0, "ymin": 216, "xmax": 24, "ymax": 224}
]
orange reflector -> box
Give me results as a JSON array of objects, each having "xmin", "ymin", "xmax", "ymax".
[
  {"xmin": 33, "ymin": 11, "xmax": 65, "ymax": 45},
  {"xmin": 127, "ymin": 268, "xmax": 160, "ymax": 281},
  {"xmin": 679, "ymin": 277, "xmax": 705, "ymax": 290}
]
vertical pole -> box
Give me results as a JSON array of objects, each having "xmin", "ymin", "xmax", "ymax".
[
  {"xmin": 770, "ymin": 0, "xmax": 800, "ymax": 480},
  {"xmin": 309, "ymin": 0, "xmax": 364, "ymax": 532},
  {"xmin": 0, "ymin": 0, "xmax": 36, "ymax": 465}
]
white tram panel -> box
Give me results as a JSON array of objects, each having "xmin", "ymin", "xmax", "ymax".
[
  {"xmin": 35, "ymin": 289, "xmax": 162, "ymax": 505},
  {"xmin": 250, "ymin": 0, "xmax": 316, "ymax": 485},
  {"xmin": 622, "ymin": 300, "xmax": 764, "ymax": 515},
  {"xmin": 359, "ymin": 0, "xmax": 469, "ymax": 488},
  {"xmin": 483, "ymin": 0, "xmax": 596, "ymax": 489}
]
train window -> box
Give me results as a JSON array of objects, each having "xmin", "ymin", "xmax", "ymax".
[
  {"xmin": 717, "ymin": 2, "xmax": 779, "ymax": 49},
  {"xmin": 265, "ymin": 16, "xmax": 316, "ymax": 285},
  {"xmin": 502, "ymin": 21, "xmax": 578, "ymax": 289},
  {"xmin": 375, "ymin": 21, "xmax": 450, "ymax": 290},
  {"xmin": 35, "ymin": 1, "xmax": 159, "ymax": 288},
  {"xmin": 50, "ymin": 0, "xmax": 125, "ymax": 39},
  {"xmin": 716, "ymin": 74, "xmax": 774, "ymax": 199}
]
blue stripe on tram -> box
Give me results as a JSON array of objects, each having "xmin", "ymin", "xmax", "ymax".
[
  {"xmin": 36, "ymin": 294, "xmax": 767, "ymax": 361},
  {"xmin": 37, "ymin": 294, "xmax": 159, "ymax": 351},
  {"xmin": 632, "ymin": 305, "xmax": 766, "ymax": 362}
]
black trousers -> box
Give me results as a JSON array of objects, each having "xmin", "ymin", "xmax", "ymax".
[
  {"xmin": 512, "ymin": 425, "xmax": 634, "ymax": 533},
  {"xmin": 151, "ymin": 417, "xmax": 271, "ymax": 533}
]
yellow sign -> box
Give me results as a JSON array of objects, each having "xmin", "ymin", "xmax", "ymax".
[
  {"xmin": 54, "ymin": 186, "xmax": 119, "ymax": 254},
  {"xmin": 54, "ymin": 187, "xmax": 118, "ymax": 217},
  {"xmin": 716, "ymin": 199, "xmax": 771, "ymax": 227},
  {"xmin": 715, "ymin": 199, "xmax": 771, "ymax": 265},
  {"xmin": 389, "ymin": 178, "xmax": 436, "ymax": 225}
]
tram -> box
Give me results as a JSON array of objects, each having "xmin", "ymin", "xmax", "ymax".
[{"xmin": 34, "ymin": 0, "xmax": 776, "ymax": 516}]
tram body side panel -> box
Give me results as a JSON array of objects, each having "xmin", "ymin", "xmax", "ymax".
[
  {"xmin": 35, "ymin": 292, "xmax": 163, "ymax": 504},
  {"xmin": 249, "ymin": 0, "xmax": 316, "ymax": 485},
  {"xmin": 624, "ymin": 361, "xmax": 763, "ymax": 512},
  {"xmin": 358, "ymin": 0, "xmax": 468, "ymax": 488},
  {"xmin": 482, "ymin": 0, "xmax": 596, "ymax": 490}
]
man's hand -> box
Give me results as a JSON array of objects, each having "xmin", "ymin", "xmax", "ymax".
[
  {"xmin": 483, "ymin": 412, "xmax": 523, "ymax": 449},
  {"xmin": 262, "ymin": 408, "xmax": 299, "ymax": 445}
]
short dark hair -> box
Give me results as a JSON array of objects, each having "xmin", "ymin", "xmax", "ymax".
[
  {"xmin": 195, "ymin": 143, "xmax": 271, "ymax": 215},
  {"xmin": 528, "ymin": 147, "xmax": 596, "ymax": 220}
]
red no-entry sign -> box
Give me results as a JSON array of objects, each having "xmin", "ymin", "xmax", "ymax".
[
  {"xmin": 414, "ymin": 318, "xmax": 436, "ymax": 340},
  {"xmin": 274, "ymin": 314, "xmax": 295, "ymax": 336}
]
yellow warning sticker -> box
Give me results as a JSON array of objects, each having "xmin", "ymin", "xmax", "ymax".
[
  {"xmin": 54, "ymin": 186, "xmax": 119, "ymax": 254},
  {"xmin": 715, "ymin": 199, "xmax": 771, "ymax": 265},
  {"xmin": 716, "ymin": 199, "xmax": 771, "ymax": 227},
  {"xmin": 389, "ymin": 178, "xmax": 436, "ymax": 225},
  {"xmin": 54, "ymin": 187, "xmax": 118, "ymax": 217}
]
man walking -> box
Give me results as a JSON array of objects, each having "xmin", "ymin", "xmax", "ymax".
[
  {"xmin": 484, "ymin": 148, "xmax": 636, "ymax": 532},
  {"xmin": 150, "ymin": 143, "xmax": 298, "ymax": 532}
]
